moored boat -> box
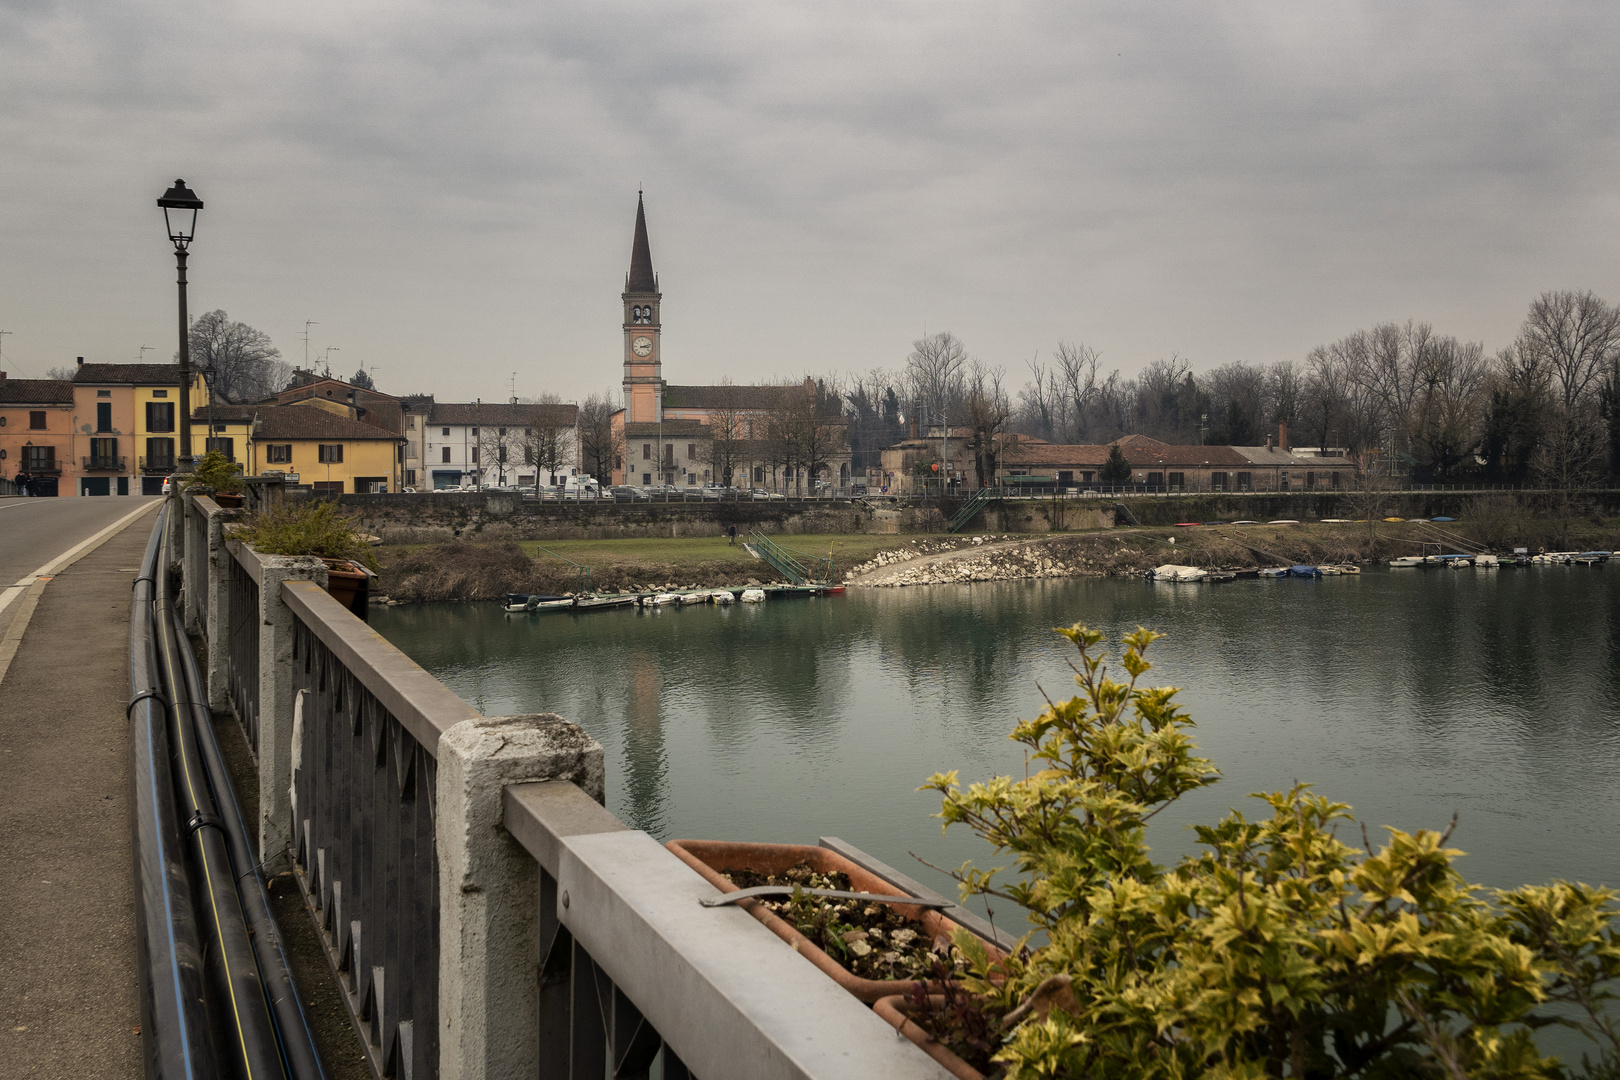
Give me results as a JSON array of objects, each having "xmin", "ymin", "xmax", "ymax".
[
  {"xmin": 677, "ymin": 591, "xmax": 709, "ymax": 605},
  {"xmin": 1388, "ymin": 557, "xmax": 1423, "ymax": 568},
  {"xmin": 502, "ymin": 593, "xmax": 574, "ymax": 613},
  {"xmin": 1473, "ymin": 554, "xmax": 1499, "ymax": 568},
  {"xmin": 1259, "ymin": 567, "xmax": 1290, "ymax": 577},
  {"xmin": 711, "ymin": 589, "xmax": 735, "ymax": 604},
  {"xmin": 739, "ymin": 587, "xmax": 767, "ymax": 603},
  {"xmin": 1289, "ymin": 565, "xmax": 1322, "ymax": 578}
]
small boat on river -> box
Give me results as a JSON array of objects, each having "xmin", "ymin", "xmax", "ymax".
[
  {"xmin": 1473, "ymin": 554, "xmax": 1499, "ymax": 568},
  {"xmin": 574, "ymin": 593, "xmax": 638, "ymax": 610},
  {"xmin": 677, "ymin": 592, "xmax": 709, "ymax": 605},
  {"xmin": 1151, "ymin": 564, "xmax": 1207, "ymax": 582},
  {"xmin": 503, "ymin": 593, "xmax": 574, "ymax": 613},
  {"xmin": 646, "ymin": 592, "xmax": 679, "ymax": 606},
  {"xmin": 740, "ymin": 588, "xmax": 767, "ymax": 603},
  {"xmin": 711, "ymin": 589, "xmax": 735, "ymax": 604},
  {"xmin": 1259, "ymin": 567, "xmax": 1290, "ymax": 578},
  {"xmin": 1289, "ymin": 565, "xmax": 1322, "ymax": 578},
  {"xmin": 1388, "ymin": 557, "xmax": 1423, "ymax": 568}
]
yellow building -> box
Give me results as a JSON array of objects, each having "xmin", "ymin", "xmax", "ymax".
[
  {"xmin": 247, "ymin": 403, "xmax": 403, "ymax": 494},
  {"xmin": 189, "ymin": 403, "xmax": 255, "ymax": 469},
  {"xmin": 70, "ymin": 360, "xmax": 207, "ymax": 496}
]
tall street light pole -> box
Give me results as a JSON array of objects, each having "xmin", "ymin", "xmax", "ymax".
[{"xmin": 157, "ymin": 179, "xmax": 203, "ymax": 467}]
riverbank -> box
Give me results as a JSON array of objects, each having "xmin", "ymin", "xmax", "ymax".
[{"xmin": 371, "ymin": 517, "xmax": 1620, "ymax": 602}]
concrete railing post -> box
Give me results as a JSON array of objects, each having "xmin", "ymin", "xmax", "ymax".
[
  {"xmin": 184, "ymin": 492, "xmax": 210, "ymax": 633},
  {"xmin": 257, "ymin": 555, "xmax": 328, "ymax": 863},
  {"xmin": 436, "ymin": 714, "xmax": 604, "ymax": 1080},
  {"xmin": 204, "ymin": 504, "xmax": 242, "ymax": 710}
]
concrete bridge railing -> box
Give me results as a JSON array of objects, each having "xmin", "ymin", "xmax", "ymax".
[{"xmin": 180, "ymin": 491, "xmax": 952, "ymax": 1080}]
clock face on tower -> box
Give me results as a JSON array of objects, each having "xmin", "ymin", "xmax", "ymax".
[{"xmin": 631, "ymin": 336, "xmax": 653, "ymax": 357}]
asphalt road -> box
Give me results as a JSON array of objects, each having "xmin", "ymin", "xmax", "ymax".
[{"xmin": 0, "ymin": 495, "xmax": 164, "ymax": 586}]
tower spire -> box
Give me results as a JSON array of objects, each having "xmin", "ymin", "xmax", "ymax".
[{"xmin": 627, "ymin": 191, "xmax": 656, "ymax": 292}]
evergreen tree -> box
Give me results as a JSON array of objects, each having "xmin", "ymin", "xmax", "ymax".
[{"xmin": 1100, "ymin": 443, "xmax": 1131, "ymax": 486}]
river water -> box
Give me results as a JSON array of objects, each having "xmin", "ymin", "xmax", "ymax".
[{"xmin": 372, "ymin": 564, "xmax": 1620, "ymax": 922}]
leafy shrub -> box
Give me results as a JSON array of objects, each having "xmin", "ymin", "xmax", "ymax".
[
  {"xmin": 235, "ymin": 499, "xmax": 375, "ymax": 569},
  {"xmin": 924, "ymin": 625, "xmax": 1620, "ymax": 1078},
  {"xmin": 183, "ymin": 450, "xmax": 245, "ymax": 493}
]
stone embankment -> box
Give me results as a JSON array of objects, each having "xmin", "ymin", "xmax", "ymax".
[{"xmin": 843, "ymin": 525, "xmax": 1431, "ymax": 587}]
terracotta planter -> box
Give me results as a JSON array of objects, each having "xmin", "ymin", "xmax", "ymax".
[
  {"xmin": 320, "ymin": 558, "xmax": 370, "ymax": 619},
  {"xmin": 212, "ymin": 492, "xmax": 245, "ymax": 508},
  {"xmin": 873, "ymin": 995, "xmax": 986, "ymax": 1080},
  {"xmin": 666, "ymin": 839, "xmax": 1001, "ymax": 1003}
]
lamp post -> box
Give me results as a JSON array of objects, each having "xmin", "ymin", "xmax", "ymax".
[{"xmin": 157, "ymin": 179, "xmax": 203, "ymax": 468}]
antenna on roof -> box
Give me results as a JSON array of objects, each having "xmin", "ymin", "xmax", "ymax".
[
  {"xmin": 138, "ymin": 345, "xmax": 155, "ymax": 362},
  {"xmin": 302, "ymin": 320, "xmax": 318, "ymax": 371}
]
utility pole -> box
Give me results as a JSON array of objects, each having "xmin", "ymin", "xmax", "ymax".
[{"xmin": 0, "ymin": 331, "xmax": 10, "ymax": 374}]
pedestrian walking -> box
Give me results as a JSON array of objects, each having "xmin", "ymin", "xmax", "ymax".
[{"xmin": 727, "ymin": 523, "xmax": 737, "ymax": 546}]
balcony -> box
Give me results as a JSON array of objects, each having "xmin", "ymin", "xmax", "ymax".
[
  {"xmin": 82, "ymin": 456, "xmax": 126, "ymax": 472},
  {"xmin": 140, "ymin": 455, "xmax": 177, "ymax": 474}
]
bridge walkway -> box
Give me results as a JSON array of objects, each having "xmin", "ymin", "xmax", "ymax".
[{"xmin": 0, "ymin": 515, "xmax": 149, "ymax": 1078}]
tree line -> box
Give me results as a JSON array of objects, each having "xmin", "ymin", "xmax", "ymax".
[{"xmin": 836, "ymin": 288, "xmax": 1620, "ymax": 487}]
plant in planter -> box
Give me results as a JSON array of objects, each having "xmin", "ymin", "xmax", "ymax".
[
  {"xmin": 666, "ymin": 839, "xmax": 1001, "ymax": 1003},
  {"xmin": 184, "ymin": 450, "xmax": 246, "ymax": 503},
  {"xmin": 894, "ymin": 625, "xmax": 1620, "ymax": 1079},
  {"xmin": 234, "ymin": 499, "xmax": 376, "ymax": 614}
]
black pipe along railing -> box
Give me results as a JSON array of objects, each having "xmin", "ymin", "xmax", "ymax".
[{"xmin": 132, "ymin": 506, "xmax": 327, "ymax": 1080}]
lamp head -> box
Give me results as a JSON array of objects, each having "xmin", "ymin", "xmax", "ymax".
[{"xmin": 157, "ymin": 179, "xmax": 204, "ymax": 247}]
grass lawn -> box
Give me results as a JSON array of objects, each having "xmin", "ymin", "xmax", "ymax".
[{"xmin": 515, "ymin": 533, "xmax": 942, "ymax": 572}]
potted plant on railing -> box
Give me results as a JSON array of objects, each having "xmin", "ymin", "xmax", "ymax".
[
  {"xmin": 233, "ymin": 499, "xmax": 377, "ymax": 617},
  {"xmin": 185, "ymin": 449, "xmax": 247, "ymax": 507},
  {"xmin": 876, "ymin": 625, "xmax": 1620, "ymax": 1079},
  {"xmin": 666, "ymin": 838, "xmax": 1005, "ymax": 1004}
]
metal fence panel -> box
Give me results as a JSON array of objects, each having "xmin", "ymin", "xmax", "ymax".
[{"xmin": 292, "ymin": 617, "xmax": 441, "ymax": 1080}]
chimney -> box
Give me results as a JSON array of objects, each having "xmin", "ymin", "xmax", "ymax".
[
  {"xmin": 1278, "ymin": 420, "xmax": 1289, "ymax": 453},
  {"xmin": 77, "ymin": 356, "xmax": 84, "ymax": 367},
  {"xmin": 1265, "ymin": 434, "xmax": 1272, "ymax": 451}
]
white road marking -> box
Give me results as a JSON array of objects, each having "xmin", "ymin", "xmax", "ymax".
[{"xmin": 0, "ymin": 501, "xmax": 161, "ymax": 623}]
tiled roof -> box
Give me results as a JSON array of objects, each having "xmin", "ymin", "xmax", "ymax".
[
  {"xmin": 624, "ymin": 419, "xmax": 709, "ymax": 438},
  {"xmin": 0, "ymin": 379, "xmax": 73, "ymax": 404},
  {"xmin": 73, "ymin": 363, "xmax": 183, "ymax": 385},
  {"xmin": 190, "ymin": 404, "xmax": 257, "ymax": 424},
  {"xmin": 1005, "ymin": 440, "xmax": 1254, "ymax": 469},
  {"xmin": 662, "ymin": 383, "xmax": 813, "ymax": 411},
  {"xmin": 428, "ymin": 402, "xmax": 578, "ymax": 427},
  {"xmin": 1232, "ymin": 446, "xmax": 1355, "ymax": 467},
  {"xmin": 254, "ymin": 404, "xmax": 403, "ymax": 441}
]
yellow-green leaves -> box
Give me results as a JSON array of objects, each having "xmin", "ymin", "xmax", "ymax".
[{"xmin": 926, "ymin": 624, "xmax": 1620, "ymax": 1079}]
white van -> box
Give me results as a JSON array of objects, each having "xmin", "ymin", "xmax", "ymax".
[{"xmin": 555, "ymin": 475, "xmax": 602, "ymax": 499}]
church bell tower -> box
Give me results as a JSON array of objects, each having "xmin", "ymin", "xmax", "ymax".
[{"xmin": 622, "ymin": 192, "xmax": 663, "ymax": 424}]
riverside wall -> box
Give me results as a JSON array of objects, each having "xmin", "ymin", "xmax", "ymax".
[
  {"xmin": 319, "ymin": 490, "xmax": 945, "ymax": 541},
  {"xmin": 307, "ymin": 488, "xmax": 1620, "ymax": 543}
]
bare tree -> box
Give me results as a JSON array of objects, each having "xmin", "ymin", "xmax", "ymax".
[
  {"xmin": 962, "ymin": 361, "xmax": 1012, "ymax": 488},
  {"xmin": 476, "ymin": 425, "xmax": 522, "ymax": 487},
  {"xmin": 578, "ymin": 392, "xmax": 623, "ymax": 485},
  {"xmin": 1409, "ymin": 337, "xmax": 1489, "ymax": 476},
  {"xmin": 187, "ymin": 310, "xmax": 290, "ymax": 402},
  {"xmin": 906, "ymin": 332, "xmax": 968, "ymax": 480},
  {"xmin": 1518, "ymin": 290, "xmax": 1620, "ymax": 412},
  {"xmin": 519, "ymin": 400, "xmax": 573, "ymax": 489},
  {"xmin": 703, "ymin": 380, "xmax": 747, "ymax": 487},
  {"xmin": 1054, "ymin": 341, "xmax": 1102, "ymax": 441}
]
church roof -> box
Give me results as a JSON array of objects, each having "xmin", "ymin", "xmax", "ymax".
[
  {"xmin": 626, "ymin": 193, "xmax": 657, "ymax": 293},
  {"xmin": 662, "ymin": 382, "xmax": 831, "ymax": 412},
  {"xmin": 624, "ymin": 419, "xmax": 708, "ymax": 438}
]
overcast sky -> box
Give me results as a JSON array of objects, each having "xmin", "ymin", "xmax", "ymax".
[{"xmin": 2, "ymin": 2, "xmax": 1617, "ymax": 402}]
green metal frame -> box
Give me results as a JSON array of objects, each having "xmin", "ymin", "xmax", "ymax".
[
  {"xmin": 745, "ymin": 532, "xmax": 834, "ymax": 585},
  {"xmin": 531, "ymin": 545, "xmax": 593, "ymax": 593}
]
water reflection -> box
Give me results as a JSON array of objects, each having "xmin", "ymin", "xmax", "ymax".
[{"xmin": 373, "ymin": 567, "xmax": 1620, "ymax": 906}]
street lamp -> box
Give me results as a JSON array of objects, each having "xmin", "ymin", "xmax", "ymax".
[{"xmin": 157, "ymin": 179, "xmax": 203, "ymax": 467}]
